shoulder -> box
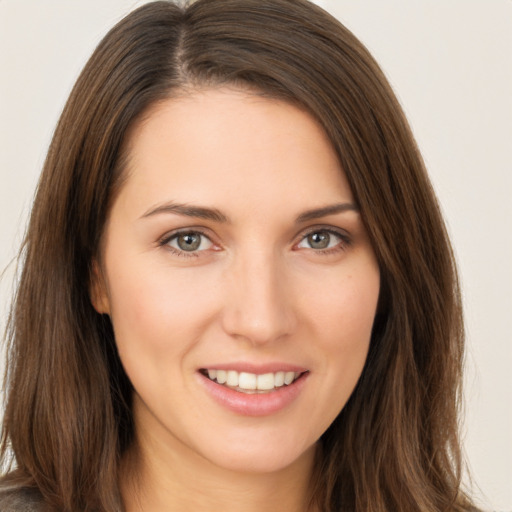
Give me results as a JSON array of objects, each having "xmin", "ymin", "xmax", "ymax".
[{"xmin": 0, "ymin": 483, "xmax": 44, "ymax": 512}]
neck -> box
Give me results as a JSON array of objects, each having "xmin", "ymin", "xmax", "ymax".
[{"xmin": 120, "ymin": 403, "xmax": 318, "ymax": 512}]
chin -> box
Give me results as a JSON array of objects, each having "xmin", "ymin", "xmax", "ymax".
[{"xmin": 195, "ymin": 431, "xmax": 318, "ymax": 475}]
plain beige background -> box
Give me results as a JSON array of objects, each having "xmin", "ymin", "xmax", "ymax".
[{"xmin": 1, "ymin": 1, "xmax": 511, "ymax": 510}]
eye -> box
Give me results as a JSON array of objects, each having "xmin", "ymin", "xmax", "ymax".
[
  {"xmin": 163, "ymin": 231, "xmax": 213, "ymax": 254},
  {"xmin": 296, "ymin": 229, "xmax": 348, "ymax": 252}
]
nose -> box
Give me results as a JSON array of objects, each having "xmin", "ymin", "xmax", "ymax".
[{"xmin": 221, "ymin": 250, "xmax": 296, "ymax": 346}]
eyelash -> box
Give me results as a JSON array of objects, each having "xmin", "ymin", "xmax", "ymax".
[
  {"xmin": 297, "ymin": 227, "xmax": 352, "ymax": 255},
  {"xmin": 158, "ymin": 226, "xmax": 351, "ymax": 258},
  {"xmin": 158, "ymin": 229, "xmax": 213, "ymax": 258}
]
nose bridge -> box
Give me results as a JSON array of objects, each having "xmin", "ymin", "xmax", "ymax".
[{"xmin": 222, "ymin": 246, "xmax": 295, "ymax": 345}]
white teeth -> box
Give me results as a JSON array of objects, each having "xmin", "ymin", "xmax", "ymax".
[
  {"xmin": 204, "ymin": 369, "xmax": 303, "ymax": 391},
  {"xmin": 257, "ymin": 373, "xmax": 275, "ymax": 390},
  {"xmin": 284, "ymin": 371, "xmax": 295, "ymax": 385},
  {"xmin": 239, "ymin": 372, "xmax": 257, "ymax": 390},
  {"xmin": 226, "ymin": 370, "xmax": 238, "ymax": 387}
]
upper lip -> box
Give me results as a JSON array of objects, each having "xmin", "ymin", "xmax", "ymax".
[{"xmin": 199, "ymin": 362, "xmax": 308, "ymax": 375}]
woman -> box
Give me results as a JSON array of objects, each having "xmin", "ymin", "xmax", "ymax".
[{"xmin": 0, "ymin": 0, "xmax": 478, "ymax": 510}]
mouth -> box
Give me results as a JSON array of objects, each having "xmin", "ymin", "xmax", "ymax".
[{"xmin": 199, "ymin": 369, "xmax": 306, "ymax": 394}]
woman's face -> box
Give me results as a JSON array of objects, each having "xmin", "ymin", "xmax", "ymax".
[{"xmin": 93, "ymin": 88, "xmax": 380, "ymax": 475}]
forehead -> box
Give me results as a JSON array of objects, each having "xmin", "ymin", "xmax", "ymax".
[{"xmin": 116, "ymin": 87, "xmax": 353, "ymax": 218}]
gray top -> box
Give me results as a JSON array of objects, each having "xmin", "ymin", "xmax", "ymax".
[
  {"xmin": 0, "ymin": 482, "xmax": 488, "ymax": 512},
  {"xmin": 0, "ymin": 484, "xmax": 43, "ymax": 512}
]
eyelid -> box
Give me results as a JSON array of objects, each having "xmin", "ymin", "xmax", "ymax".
[
  {"xmin": 158, "ymin": 227, "xmax": 219, "ymax": 257},
  {"xmin": 294, "ymin": 225, "xmax": 352, "ymax": 252},
  {"xmin": 156, "ymin": 224, "xmax": 351, "ymax": 257},
  {"xmin": 158, "ymin": 227, "xmax": 209, "ymax": 244}
]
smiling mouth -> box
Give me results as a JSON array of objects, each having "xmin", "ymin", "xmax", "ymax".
[{"xmin": 200, "ymin": 369, "xmax": 306, "ymax": 394}]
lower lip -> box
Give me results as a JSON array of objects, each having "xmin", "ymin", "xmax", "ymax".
[{"xmin": 198, "ymin": 372, "xmax": 308, "ymax": 417}]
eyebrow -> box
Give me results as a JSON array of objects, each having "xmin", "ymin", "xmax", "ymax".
[
  {"xmin": 295, "ymin": 202, "xmax": 359, "ymax": 223},
  {"xmin": 140, "ymin": 201, "xmax": 358, "ymax": 224},
  {"xmin": 141, "ymin": 202, "xmax": 229, "ymax": 223}
]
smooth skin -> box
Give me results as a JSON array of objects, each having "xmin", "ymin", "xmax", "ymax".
[{"xmin": 91, "ymin": 87, "xmax": 380, "ymax": 512}]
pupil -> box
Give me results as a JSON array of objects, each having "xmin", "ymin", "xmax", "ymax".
[
  {"xmin": 308, "ymin": 232, "xmax": 329, "ymax": 249},
  {"xmin": 178, "ymin": 233, "xmax": 201, "ymax": 251}
]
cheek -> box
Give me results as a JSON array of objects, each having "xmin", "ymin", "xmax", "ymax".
[
  {"xmin": 300, "ymin": 259, "xmax": 379, "ymax": 404},
  {"xmin": 283, "ymin": 263, "xmax": 379, "ymax": 440},
  {"xmin": 301, "ymin": 262, "xmax": 380, "ymax": 346},
  {"xmin": 104, "ymin": 264, "xmax": 225, "ymax": 413},
  {"xmin": 106, "ymin": 263, "xmax": 221, "ymax": 360}
]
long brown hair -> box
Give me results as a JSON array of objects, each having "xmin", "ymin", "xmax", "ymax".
[{"xmin": 1, "ymin": 1, "xmax": 474, "ymax": 510}]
